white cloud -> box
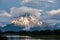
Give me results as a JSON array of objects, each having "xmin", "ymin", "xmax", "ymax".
[
  {"xmin": 38, "ymin": 9, "xmax": 60, "ymax": 25},
  {"xmin": 46, "ymin": 0, "xmax": 54, "ymax": 3},
  {"xmin": 0, "ymin": 7, "xmax": 43, "ymax": 27},
  {"xmin": 21, "ymin": 0, "xmax": 40, "ymax": 4},
  {"xmin": 10, "ymin": 7, "xmax": 42, "ymax": 18},
  {"xmin": 22, "ymin": 0, "xmax": 31, "ymax": 4},
  {"xmin": 47, "ymin": 9, "xmax": 60, "ymax": 16},
  {"xmin": 41, "ymin": 9, "xmax": 60, "ymax": 25},
  {"xmin": 0, "ymin": 10, "xmax": 11, "ymax": 17},
  {"xmin": 0, "ymin": 10, "xmax": 12, "ymax": 27},
  {"xmin": 21, "ymin": 0, "xmax": 54, "ymax": 10},
  {"xmin": 1, "ymin": 6, "xmax": 60, "ymax": 27},
  {"xmin": 21, "ymin": 0, "xmax": 54, "ymax": 4}
]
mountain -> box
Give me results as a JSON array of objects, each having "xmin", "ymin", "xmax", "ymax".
[
  {"xmin": 1, "ymin": 13, "xmax": 60, "ymax": 32},
  {"xmin": 0, "ymin": 27, "xmax": 3, "ymax": 32},
  {"xmin": 2, "ymin": 22, "xmax": 60, "ymax": 32},
  {"xmin": 0, "ymin": 13, "xmax": 51, "ymax": 32},
  {"xmin": 53, "ymin": 23, "xmax": 60, "ymax": 30},
  {"xmin": 3, "ymin": 14, "xmax": 52, "ymax": 31},
  {"xmin": 2, "ymin": 23, "xmax": 52, "ymax": 32},
  {"xmin": 2, "ymin": 24, "xmax": 24, "ymax": 32},
  {"xmin": 12, "ymin": 15, "xmax": 42, "ymax": 28},
  {"xmin": 2, "ymin": 21, "xmax": 60, "ymax": 32}
]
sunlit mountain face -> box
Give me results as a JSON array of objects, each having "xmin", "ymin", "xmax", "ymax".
[
  {"xmin": 11, "ymin": 13, "xmax": 52, "ymax": 31},
  {"xmin": 12, "ymin": 15, "xmax": 42, "ymax": 27},
  {"xmin": 11, "ymin": 13, "xmax": 42, "ymax": 30}
]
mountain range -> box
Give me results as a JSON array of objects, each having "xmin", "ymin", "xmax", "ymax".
[
  {"xmin": 0, "ymin": 13, "xmax": 60, "ymax": 32},
  {"xmin": 0, "ymin": 22, "xmax": 60, "ymax": 32}
]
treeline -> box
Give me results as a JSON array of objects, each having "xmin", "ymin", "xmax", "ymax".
[
  {"xmin": 0, "ymin": 30, "xmax": 60, "ymax": 35},
  {"xmin": 0, "ymin": 30, "xmax": 60, "ymax": 39}
]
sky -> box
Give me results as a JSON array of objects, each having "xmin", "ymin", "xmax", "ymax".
[{"xmin": 0, "ymin": 0, "xmax": 60, "ymax": 27}]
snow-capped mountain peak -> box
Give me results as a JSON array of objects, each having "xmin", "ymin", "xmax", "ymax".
[
  {"xmin": 11, "ymin": 13, "xmax": 52, "ymax": 31},
  {"xmin": 12, "ymin": 15, "xmax": 42, "ymax": 28}
]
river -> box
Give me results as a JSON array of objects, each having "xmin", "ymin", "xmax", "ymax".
[{"xmin": 4, "ymin": 35, "xmax": 59, "ymax": 40}]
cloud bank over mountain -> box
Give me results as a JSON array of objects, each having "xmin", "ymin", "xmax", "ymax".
[
  {"xmin": 0, "ymin": 0, "xmax": 60, "ymax": 27},
  {"xmin": 0, "ymin": 7, "xmax": 43, "ymax": 27},
  {"xmin": 10, "ymin": 7, "xmax": 42, "ymax": 18}
]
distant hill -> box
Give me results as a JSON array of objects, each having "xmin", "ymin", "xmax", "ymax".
[{"xmin": 2, "ymin": 24, "xmax": 24, "ymax": 32}]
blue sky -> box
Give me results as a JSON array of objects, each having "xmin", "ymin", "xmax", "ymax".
[
  {"xmin": 0, "ymin": 0, "xmax": 60, "ymax": 12},
  {"xmin": 0, "ymin": 0, "xmax": 60, "ymax": 27}
]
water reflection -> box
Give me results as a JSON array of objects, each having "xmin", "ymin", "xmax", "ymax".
[
  {"xmin": 0, "ymin": 35, "xmax": 7, "ymax": 40},
  {"xmin": 7, "ymin": 35, "xmax": 33, "ymax": 40},
  {"xmin": 6, "ymin": 35, "xmax": 60, "ymax": 40}
]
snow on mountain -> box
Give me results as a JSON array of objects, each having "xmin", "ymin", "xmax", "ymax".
[
  {"xmin": 1, "ymin": 13, "xmax": 60, "ymax": 32},
  {"xmin": 11, "ymin": 13, "xmax": 52, "ymax": 31},
  {"xmin": 2, "ymin": 22, "xmax": 60, "ymax": 32},
  {"xmin": 12, "ymin": 16, "xmax": 42, "ymax": 27},
  {"xmin": 12, "ymin": 15, "xmax": 42, "ymax": 30}
]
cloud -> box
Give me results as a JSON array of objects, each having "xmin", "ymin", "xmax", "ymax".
[
  {"xmin": 46, "ymin": 0, "xmax": 54, "ymax": 3},
  {"xmin": 20, "ymin": 0, "xmax": 55, "ymax": 10},
  {"xmin": 38, "ymin": 9, "xmax": 60, "ymax": 25},
  {"xmin": 22, "ymin": 0, "xmax": 31, "ymax": 4},
  {"xmin": 0, "ymin": 6, "xmax": 43, "ymax": 27},
  {"xmin": 0, "ymin": 10, "xmax": 11, "ymax": 17},
  {"xmin": 0, "ymin": 0, "xmax": 60, "ymax": 27},
  {"xmin": 10, "ymin": 7, "xmax": 42, "ymax": 18},
  {"xmin": 21, "ymin": 0, "xmax": 54, "ymax": 4},
  {"xmin": 46, "ymin": 9, "xmax": 60, "ymax": 21},
  {"xmin": 0, "ymin": 10, "xmax": 12, "ymax": 27},
  {"xmin": 0, "ymin": 7, "xmax": 60, "ymax": 27},
  {"xmin": 41, "ymin": 9, "xmax": 60, "ymax": 25},
  {"xmin": 47, "ymin": 9, "xmax": 60, "ymax": 16}
]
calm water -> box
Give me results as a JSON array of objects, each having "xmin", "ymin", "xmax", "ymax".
[{"xmin": 5, "ymin": 35, "xmax": 60, "ymax": 40}]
